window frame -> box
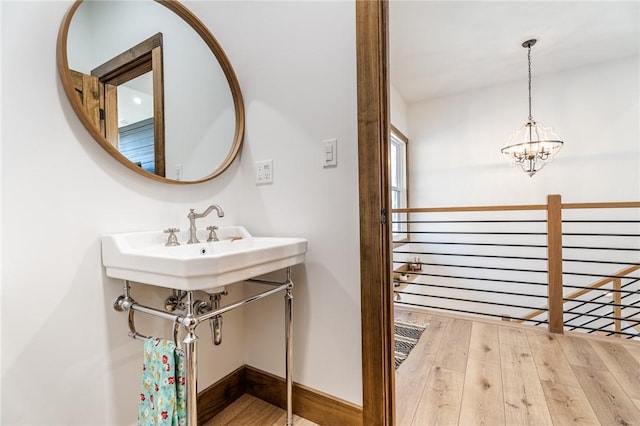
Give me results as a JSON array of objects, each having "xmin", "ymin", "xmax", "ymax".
[{"xmin": 390, "ymin": 125, "xmax": 409, "ymax": 243}]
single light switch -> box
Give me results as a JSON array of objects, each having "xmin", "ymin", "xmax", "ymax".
[{"xmin": 323, "ymin": 139, "xmax": 338, "ymax": 168}]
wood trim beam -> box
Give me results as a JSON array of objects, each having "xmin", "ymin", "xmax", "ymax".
[
  {"xmin": 356, "ymin": 1, "xmax": 395, "ymax": 425},
  {"xmin": 152, "ymin": 46, "xmax": 166, "ymax": 177},
  {"xmin": 104, "ymin": 83, "xmax": 118, "ymax": 147},
  {"xmin": 91, "ymin": 33, "xmax": 163, "ymax": 80}
]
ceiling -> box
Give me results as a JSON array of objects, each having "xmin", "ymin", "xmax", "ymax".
[{"xmin": 389, "ymin": 0, "xmax": 640, "ymax": 104}]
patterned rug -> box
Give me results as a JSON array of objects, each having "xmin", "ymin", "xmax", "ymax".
[{"xmin": 395, "ymin": 321, "xmax": 427, "ymax": 369}]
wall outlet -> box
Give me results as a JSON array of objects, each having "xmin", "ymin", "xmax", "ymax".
[
  {"xmin": 175, "ymin": 164, "xmax": 183, "ymax": 181},
  {"xmin": 255, "ymin": 160, "xmax": 273, "ymax": 184}
]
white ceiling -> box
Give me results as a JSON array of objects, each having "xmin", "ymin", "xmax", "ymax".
[{"xmin": 389, "ymin": 0, "xmax": 640, "ymax": 104}]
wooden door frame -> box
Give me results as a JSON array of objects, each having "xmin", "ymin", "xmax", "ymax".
[
  {"xmin": 91, "ymin": 33, "xmax": 166, "ymax": 177},
  {"xmin": 356, "ymin": 1, "xmax": 395, "ymax": 425}
]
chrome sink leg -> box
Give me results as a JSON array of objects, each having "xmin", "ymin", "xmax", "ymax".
[
  {"xmin": 181, "ymin": 291, "xmax": 199, "ymax": 426},
  {"xmin": 285, "ymin": 268, "xmax": 294, "ymax": 426}
]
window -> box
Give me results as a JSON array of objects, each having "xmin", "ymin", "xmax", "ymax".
[{"xmin": 390, "ymin": 126, "xmax": 408, "ymax": 241}]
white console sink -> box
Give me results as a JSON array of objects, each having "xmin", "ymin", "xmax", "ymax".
[{"xmin": 101, "ymin": 226, "xmax": 307, "ymax": 291}]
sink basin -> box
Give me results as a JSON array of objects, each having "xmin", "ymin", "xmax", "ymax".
[{"xmin": 101, "ymin": 226, "xmax": 307, "ymax": 291}]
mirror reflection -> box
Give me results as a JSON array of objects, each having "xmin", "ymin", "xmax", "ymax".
[
  {"xmin": 60, "ymin": 0, "xmax": 244, "ymax": 183},
  {"xmin": 118, "ymin": 72, "xmax": 157, "ymax": 174}
]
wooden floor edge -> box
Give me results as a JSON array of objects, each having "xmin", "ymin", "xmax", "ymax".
[
  {"xmin": 244, "ymin": 365, "xmax": 363, "ymax": 426},
  {"xmin": 395, "ymin": 305, "xmax": 640, "ymax": 348},
  {"xmin": 197, "ymin": 365, "xmax": 363, "ymax": 425}
]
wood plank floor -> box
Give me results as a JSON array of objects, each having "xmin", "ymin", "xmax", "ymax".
[
  {"xmin": 203, "ymin": 394, "xmax": 318, "ymax": 426},
  {"xmin": 395, "ymin": 307, "xmax": 640, "ymax": 426}
]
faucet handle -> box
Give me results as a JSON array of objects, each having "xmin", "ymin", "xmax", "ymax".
[
  {"xmin": 164, "ymin": 228, "xmax": 181, "ymax": 246},
  {"xmin": 206, "ymin": 225, "xmax": 219, "ymax": 242}
]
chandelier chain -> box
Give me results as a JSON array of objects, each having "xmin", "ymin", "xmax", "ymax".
[{"xmin": 527, "ymin": 44, "xmax": 532, "ymax": 121}]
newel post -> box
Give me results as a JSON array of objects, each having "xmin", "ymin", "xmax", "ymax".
[{"xmin": 547, "ymin": 194, "xmax": 564, "ymax": 334}]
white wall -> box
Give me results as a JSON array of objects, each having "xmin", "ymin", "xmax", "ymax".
[
  {"xmin": 189, "ymin": 0, "xmax": 361, "ymax": 404},
  {"xmin": 390, "ymin": 84, "xmax": 409, "ymax": 136},
  {"xmin": 1, "ymin": 1, "xmax": 361, "ymax": 424},
  {"xmin": 408, "ymin": 57, "xmax": 640, "ymax": 207}
]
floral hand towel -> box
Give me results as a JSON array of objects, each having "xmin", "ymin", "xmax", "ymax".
[{"xmin": 138, "ymin": 337, "xmax": 186, "ymax": 426}]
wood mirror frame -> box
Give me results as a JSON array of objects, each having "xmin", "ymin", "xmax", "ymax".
[{"xmin": 57, "ymin": 0, "xmax": 245, "ymax": 184}]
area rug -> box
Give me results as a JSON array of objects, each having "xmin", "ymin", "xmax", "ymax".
[{"xmin": 395, "ymin": 321, "xmax": 427, "ymax": 369}]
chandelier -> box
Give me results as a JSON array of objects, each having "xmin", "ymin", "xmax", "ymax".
[{"xmin": 501, "ymin": 39, "xmax": 564, "ymax": 177}]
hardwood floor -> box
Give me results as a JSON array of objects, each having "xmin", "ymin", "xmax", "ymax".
[
  {"xmin": 204, "ymin": 308, "xmax": 639, "ymax": 425},
  {"xmin": 203, "ymin": 394, "xmax": 318, "ymax": 426},
  {"xmin": 395, "ymin": 307, "xmax": 640, "ymax": 426}
]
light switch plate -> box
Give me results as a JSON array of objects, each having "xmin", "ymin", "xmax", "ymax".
[
  {"xmin": 256, "ymin": 160, "xmax": 273, "ymax": 184},
  {"xmin": 323, "ymin": 139, "xmax": 337, "ymax": 168}
]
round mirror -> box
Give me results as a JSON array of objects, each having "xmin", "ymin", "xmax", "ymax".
[{"xmin": 57, "ymin": 0, "xmax": 245, "ymax": 184}]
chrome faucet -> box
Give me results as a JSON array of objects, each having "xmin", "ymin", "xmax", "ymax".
[{"xmin": 187, "ymin": 204, "xmax": 224, "ymax": 244}]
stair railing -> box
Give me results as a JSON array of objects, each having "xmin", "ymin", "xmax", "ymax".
[
  {"xmin": 515, "ymin": 264, "xmax": 640, "ymax": 336},
  {"xmin": 392, "ymin": 194, "xmax": 640, "ymax": 336}
]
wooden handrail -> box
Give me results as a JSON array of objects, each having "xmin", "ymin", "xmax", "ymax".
[
  {"xmin": 392, "ymin": 201, "xmax": 640, "ymax": 214},
  {"xmin": 516, "ymin": 264, "xmax": 640, "ymax": 323},
  {"xmin": 562, "ymin": 201, "xmax": 640, "ymax": 210},
  {"xmin": 392, "ymin": 204, "xmax": 546, "ymax": 214}
]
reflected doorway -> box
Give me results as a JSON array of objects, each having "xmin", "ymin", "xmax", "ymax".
[{"xmin": 71, "ymin": 32, "xmax": 165, "ymax": 177}]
